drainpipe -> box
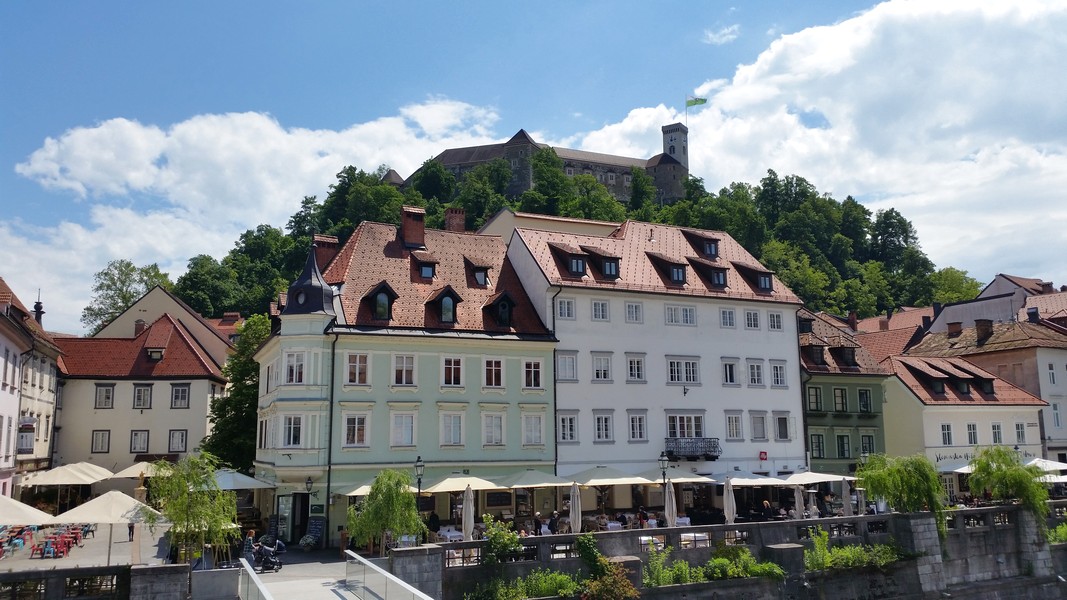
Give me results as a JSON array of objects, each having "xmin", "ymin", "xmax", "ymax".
[
  {"xmin": 548, "ymin": 286, "xmax": 562, "ymax": 477},
  {"xmin": 324, "ymin": 318, "xmax": 339, "ymax": 548},
  {"xmin": 16, "ymin": 342, "xmax": 36, "ymax": 481}
]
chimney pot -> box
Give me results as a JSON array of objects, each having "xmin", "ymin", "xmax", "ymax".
[
  {"xmin": 400, "ymin": 206, "xmax": 426, "ymax": 248},
  {"xmin": 134, "ymin": 319, "xmax": 147, "ymax": 335},
  {"xmin": 848, "ymin": 310, "xmax": 858, "ymax": 331},
  {"xmin": 444, "ymin": 207, "xmax": 466, "ymax": 232},
  {"xmin": 879, "ymin": 317, "xmax": 889, "ymax": 331},
  {"xmin": 975, "ymin": 318, "xmax": 993, "ymax": 341},
  {"xmin": 1027, "ymin": 307, "xmax": 1041, "ymax": 323},
  {"xmin": 947, "ymin": 321, "xmax": 963, "ymax": 336}
]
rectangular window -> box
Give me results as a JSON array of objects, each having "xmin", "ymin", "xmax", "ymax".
[
  {"xmin": 834, "ymin": 388, "xmax": 847, "ymax": 412},
  {"xmin": 665, "ymin": 305, "xmax": 696, "ymax": 326},
  {"xmin": 171, "ymin": 384, "xmax": 190, "ymax": 409},
  {"xmin": 837, "ymin": 435, "xmax": 851, "ymax": 458},
  {"xmin": 394, "ymin": 355, "xmax": 415, "ymax": 386},
  {"xmin": 284, "ymin": 351, "xmax": 305, "ymax": 384},
  {"xmin": 720, "ymin": 308, "xmax": 735, "ymax": 328},
  {"xmin": 967, "ymin": 423, "xmax": 978, "ymax": 445},
  {"xmin": 807, "ymin": 387, "xmax": 823, "ymax": 411},
  {"xmin": 130, "ymin": 430, "xmax": 149, "ymax": 454},
  {"xmin": 1055, "ymin": 403, "xmax": 1062, "ymax": 428},
  {"xmin": 558, "ymin": 414, "xmax": 578, "ymax": 442},
  {"xmin": 625, "ymin": 302, "xmax": 643, "ymax": 324},
  {"xmin": 745, "ymin": 310, "xmax": 760, "ymax": 329},
  {"xmin": 758, "ymin": 274, "xmax": 772, "ymax": 290},
  {"xmin": 941, "ymin": 423, "xmax": 953, "ymax": 446},
  {"xmin": 347, "ymin": 353, "xmax": 369, "ymax": 385},
  {"xmin": 668, "ymin": 414, "xmax": 704, "ymax": 438},
  {"xmin": 629, "ymin": 414, "xmax": 647, "ymax": 441},
  {"xmin": 627, "ymin": 355, "xmax": 645, "ymax": 382},
  {"xmin": 592, "ymin": 354, "xmax": 612, "ymax": 382},
  {"xmin": 283, "ymin": 415, "xmax": 303, "ymax": 447},
  {"xmin": 751, "ymin": 413, "xmax": 767, "ymax": 440},
  {"xmin": 557, "ymin": 353, "xmax": 577, "ymax": 381},
  {"xmin": 484, "ymin": 358, "xmax": 503, "ymax": 387},
  {"xmin": 722, "ymin": 360, "xmax": 738, "ymax": 385},
  {"xmin": 858, "ymin": 389, "xmax": 872, "ymax": 413},
  {"xmin": 594, "ymin": 414, "xmax": 614, "ymax": 442},
  {"xmin": 133, "ymin": 385, "xmax": 152, "ymax": 409},
  {"xmin": 710, "ymin": 270, "xmax": 726, "ymax": 286},
  {"xmin": 568, "ymin": 257, "xmax": 586, "ymax": 275},
  {"xmin": 392, "ymin": 413, "xmax": 416, "ymax": 446},
  {"xmin": 91, "ymin": 430, "xmax": 110, "ymax": 453},
  {"xmin": 860, "ymin": 434, "xmax": 875, "ymax": 454},
  {"xmin": 1050, "ymin": 363, "xmax": 1057, "ymax": 385},
  {"xmin": 669, "ymin": 265, "xmax": 686, "ymax": 284},
  {"xmin": 523, "ymin": 413, "xmax": 544, "ymax": 445},
  {"xmin": 443, "ymin": 357, "xmax": 463, "ymax": 387},
  {"xmin": 768, "ymin": 312, "xmax": 783, "ymax": 331},
  {"xmin": 483, "ymin": 413, "xmax": 504, "ymax": 446},
  {"xmin": 524, "ymin": 360, "xmax": 543, "ymax": 389},
  {"xmin": 810, "ymin": 434, "xmax": 825, "ymax": 459},
  {"xmin": 441, "ymin": 413, "xmax": 463, "ymax": 446},
  {"xmin": 992, "ymin": 422, "xmax": 1003, "ymax": 444},
  {"xmin": 602, "ymin": 260, "xmax": 619, "ymax": 278},
  {"xmin": 557, "ymin": 298, "xmax": 576, "ymax": 319},
  {"xmin": 1015, "ymin": 422, "xmax": 1026, "ymax": 444},
  {"xmin": 591, "ymin": 300, "xmax": 609, "ymax": 321},
  {"xmin": 747, "ymin": 361, "xmax": 763, "ymax": 386},
  {"xmin": 168, "ymin": 429, "xmax": 187, "ymax": 453},
  {"xmin": 726, "ymin": 414, "xmax": 743, "ymax": 440},
  {"xmin": 775, "ymin": 416, "xmax": 790, "ymax": 441},
  {"xmin": 344, "ymin": 414, "xmax": 369, "ymax": 447},
  {"xmin": 95, "ymin": 385, "xmax": 114, "ymax": 409},
  {"xmin": 771, "ymin": 363, "xmax": 787, "ymax": 387},
  {"xmin": 667, "ymin": 358, "xmax": 699, "ymax": 384}
]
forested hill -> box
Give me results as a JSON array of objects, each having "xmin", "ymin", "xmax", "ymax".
[{"xmin": 160, "ymin": 151, "xmax": 980, "ymax": 323}]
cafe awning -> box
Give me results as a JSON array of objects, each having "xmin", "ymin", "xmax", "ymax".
[
  {"xmin": 567, "ymin": 465, "xmax": 654, "ymax": 487},
  {"xmin": 633, "ymin": 466, "xmax": 715, "ymax": 485},
  {"xmin": 422, "ymin": 474, "xmax": 501, "ymax": 494},
  {"xmin": 495, "ymin": 469, "xmax": 573, "ymax": 489}
]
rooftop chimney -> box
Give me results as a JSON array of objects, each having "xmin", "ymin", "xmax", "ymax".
[
  {"xmin": 847, "ymin": 310, "xmax": 858, "ymax": 331},
  {"xmin": 1041, "ymin": 281, "xmax": 1054, "ymax": 293},
  {"xmin": 879, "ymin": 317, "xmax": 889, "ymax": 331},
  {"xmin": 932, "ymin": 302, "xmax": 943, "ymax": 319},
  {"xmin": 922, "ymin": 316, "xmax": 932, "ymax": 329},
  {"xmin": 975, "ymin": 319, "xmax": 993, "ymax": 341},
  {"xmin": 312, "ymin": 234, "xmax": 340, "ymax": 270},
  {"xmin": 134, "ymin": 319, "xmax": 147, "ymax": 335},
  {"xmin": 400, "ymin": 206, "xmax": 426, "ymax": 248},
  {"xmin": 1027, "ymin": 306, "xmax": 1041, "ymax": 323},
  {"xmin": 947, "ymin": 322, "xmax": 963, "ymax": 336},
  {"xmin": 444, "ymin": 207, "xmax": 466, "ymax": 232}
]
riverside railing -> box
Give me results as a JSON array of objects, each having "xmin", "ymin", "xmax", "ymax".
[
  {"xmin": 237, "ymin": 558, "xmax": 276, "ymax": 600},
  {"xmin": 345, "ymin": 549, "xmax": 434, "ymax": 600}
]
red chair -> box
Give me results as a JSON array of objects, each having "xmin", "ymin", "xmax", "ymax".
[{"xmin": 28, "ymin": 542, "xmax": 44, "ymax": 558}]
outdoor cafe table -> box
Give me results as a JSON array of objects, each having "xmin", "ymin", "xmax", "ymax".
[
  {"xmin": 605, "ymin": 521, "xmax": 623, "ymax": 531},
  {"xmin": 675, "ymin": 516, "xmax": 691, "ymax": 526},
  {"xmin": 440, "ymin": 529, "xmax": 464, "ymax": 542}
]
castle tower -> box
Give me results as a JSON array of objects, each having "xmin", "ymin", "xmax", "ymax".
[{"xmin": 661, "ymin": 123, "xmax": 689, "ymax": 169}]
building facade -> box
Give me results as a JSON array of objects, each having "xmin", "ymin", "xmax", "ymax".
[{"xmin": 254, "ymin": 207, "xmax": 556, "ymax": 546}]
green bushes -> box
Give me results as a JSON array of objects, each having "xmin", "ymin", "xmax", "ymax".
[
  {"xmin": 463, "ymin": 569, "xmax": 581, "ymax": 600},
  {"xmin": 642, "ymin": 543, "xmax": 784, "ymax": 588},
  {"xmin": 1047, "ymin": 522, "xmax": 1067, "ymax": 544},
  {"xmin": 803, "ymin": 526, "xmax": 902, "ymax": 572}
]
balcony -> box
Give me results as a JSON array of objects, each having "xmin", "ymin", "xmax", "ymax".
[{"xmin": 664, "ymin": 437, "xmax": 722, "ymax": 461}]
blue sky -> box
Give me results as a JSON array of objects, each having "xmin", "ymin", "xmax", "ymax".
[{"xmin": 4, "ymin": 1, "xmax": 1067, "ymax": 333}]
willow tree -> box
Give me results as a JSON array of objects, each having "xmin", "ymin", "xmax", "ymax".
[
  {"xmin": 967, "ymin": 446, "xmax": 1049, "ymax": 527},
  {"xmin": 858, "ymin": 453, "xmax": 947, "ymax": 538},
  {"xmin": 347, "ymin": 469, "xmax": 426, "ymax": 557},
  {"xmin": 144, "ymin": 452, "xmax": 239, "ymax": 567}
]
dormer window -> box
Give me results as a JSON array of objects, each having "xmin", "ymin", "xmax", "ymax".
[
  {"xmin": 839, "ymin": 347, "xmax": 857, "ymax": 366},
  {"xmin": 497, "ymin": 300, "xmax": 513, "ymax": 327},
  {"xmin": 427, "ymin": 285, "xmax": 463, "ymax": 325},
  {"xmin": 420, "ymin": 263, "xmax": 435, "ymax": 279},
  {"xmin": 981, "ymin": 380, "xmax": 994, "ymax": 394},
  {"xmin": 758, "ymin": 274, "xmax": 772, "ymax": 291},
  {"xmin": 147, "ymin": 349, "xmax": 163, "ymax": 361},
  {"xmin": 932, "ymin": 381, "xmax": 945, "ymax": 394},
  {"xmin": 703, "ymin": 240, "xmax": 719, "ymax": 257},
  {"xmin": 670, "ymin": 265, "xmax": 686, "ymax": 284},
  {"xmin": 955, "ymin": 380, "xmax": 970, "ymax": 394},
  {"xmin": 569, "ymin": 256, "xmax": 586, "ymax": 276},
  {"xmin": 710, "ymin": 270, "xmax": 726, "ymax": 287},
  {"xmin": 375, "ymin": 292, "xmax": 392, "ymax": 320},
  {"xmin": 602, "ymin": 259, "xmax": 619, "ymax": 279},
  {"xmin": 441, "ymin": 296, "xmax": 455, "ymax": 323},
  {"xmin": 474, "ymin": 269, "xmax": 488, "ymax": 286},
  {"xmin": 809, "ymin": 346, "xmax": 826, "ymax": 365}
]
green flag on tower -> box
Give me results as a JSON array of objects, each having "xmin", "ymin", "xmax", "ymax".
[{"xmin": 686, "ymin": 96, "xmax": 707, "ymax": 107}]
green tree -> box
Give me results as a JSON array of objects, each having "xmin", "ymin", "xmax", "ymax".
[
  {"xmin": 760, "ymin": 240, "xmax": 831, "ymax": 309},
  {"xmin": 452, "ymin": 159, "xmax": 513, "ymax": 230},
  {"xmin": 347, "ymin": 469, "xmax": 426, "ymax": 557},
  {"xmin": 201, "ymin": 314, "xmax": 271, "ymax": 472},
  {"xmin": 81, "ymin": 259, "xmax": 173, "ymax": 335},
  {"xmin": 696, "ymin": 183, "xmax": 768, "ymax": 256},
  {"xmin": 858, "ymin": 453, "xmax": 947, "ymax": 538},
  {"xmin": 628, "ymin": 166, "xmax": 657, "ymax": 212},
  {"xmin": 222, "ymin": 225, "xmax": 298, "ymax": 316},
  {"xmin": 840, "ymin": 196, "xmax": 872, "ymax": 262},
  {"xmin": 560, "ymin": 175, "xmax": 627, "ymax": 222},
  {"xmin": 967, "ymin": 446, "xmax": 1049, "ymax": 527},
  {"xmin": 930, "ymin": 267, "xmax": 983, "ymax": 304},
  {"xmin": 528, "ymin": 147, "xmax": 574, "ymax": 215},
  {"xmin": 144, "ymin": 452, "xmax": 239, "ymax": 571},
  {"xmin": 173, "ymin": 255, "xmax": 241, "ymax": 318},
  {"xmin": 412, "ymin": 159, "xmax": 457, "ymax": 203},
  {"xmin": 869, "ymin": 208, "xmax": 918, "ymax": 272}
]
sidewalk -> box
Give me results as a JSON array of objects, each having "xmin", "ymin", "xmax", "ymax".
[
  {"xmin": 255, "ymin": 547, "xmax": 358, "ymax": 598},
  {"xmin": 0, "ymin": 522, "xmax": 170, "ymax": 572}
]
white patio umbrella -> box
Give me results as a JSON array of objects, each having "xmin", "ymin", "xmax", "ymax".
[
  {"xmin": 840, "ymin": 477, "xmax": 854, "ymax": 517},
  {"xmin": 0, "ymin": 494, "xmax": 52, "ymax": 525},
  {"xmin": 110, "ymin": 461, "xmax": 168, "ymax": 480},
  {"xmin": 567, "ymin": 465, "xmax": 654, "ymax": 487},
  {"xmin": 213, "ymin": 469, "xmax": 275, "ymax": 490},
  {"xmin": 634, "ymin": 466, "xmax": 715, "ymax": 485},
  {"xmin": 569, "ymin": 481, "xmax": 582, "ymax": 534},
  {"xmin": 1026, "ymin": 457, "xmax": 1067, "ymax": 472},
  {"xmin": 723, "ymin": 478, "xmax": 737, "ymax": 525},
  {"xmin": 495, "ymin": 469, "xmax": 572, "ymax": 489},
  {"xmin": 50, "ymin": 490, "xmax": 162, "ymax": 565},
  {"xmin": 423, "ymin": 474, "xmax": 500, "ymax": 494},
  {"xmin": 20, "ymin": 462, "xmax": 113, "ymax": 486},
  {"xmin": 706, "ymin": 471, "xmax": 787, "ymax": 486},
  {"xmin": 461, "ymin": 485, "xmax": 475, "ymax": 542},
  {"xmin": 781, "ymin": 471, "xmax": 855, "ymax": 486},
  {"xmin": 663, "ymin": 481, "xmax": 677, "ymax": 527},
  {"xmin": 1039, "ymin": 474, "xmax": 1067, "ymax": 484}
]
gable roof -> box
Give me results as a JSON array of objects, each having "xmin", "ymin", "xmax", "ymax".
[
  {"xmin": 514, "ymin": 220, "xmax": 801, "ymax": 304},
  {"xmin": 1021, "ymin": 291, "xmax": 1067, "ymax": 322},
  {"xmin": 906, "ymin": 320, "xmax": 1067, "ymax": 357},
  {"xmin": 856, "ymin": 306, "xmax": 934, "ymax": 333},
  {"xmin": 799, "ymin": 309, "xmax": 887, "ymax": 375},
  {"xmin": 0, "ymin": 277, "xmax": 61, "ymax": 354},
  {"xmin": 885, "ymin": 355, "xmax": 1044, "ymax": 407},
  {"xmin": 855, "ymin": 326, "xmax": 925, "ymax": 363},
  {"xmin": 56, "ymin": 314, "xmax": 225, "ymax": 380},
  {"xmin": 321, "ymin": 221, "xmax": 550, "ymax": 336}
]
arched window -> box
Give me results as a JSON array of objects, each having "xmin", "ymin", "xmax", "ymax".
[
  {"xmin": 497, "ymin": 301, "xmax": 512, "ymax": 327},
  {"xmin": 375, "ymin": 292, "xmax": 390, "ymax": 320},
  {"xmin": 441, "ymin": 296, "xmax": 455, "ymax": 323}
]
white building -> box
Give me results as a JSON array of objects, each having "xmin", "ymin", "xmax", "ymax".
[{"xmin": 504, "ymin": 219, "xmax": 808, "ymax": 485}]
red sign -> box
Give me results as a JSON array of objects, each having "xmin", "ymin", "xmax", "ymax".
[{"xmin": 759, "ymin": 451, "xmax": 768, "ymax": 461}]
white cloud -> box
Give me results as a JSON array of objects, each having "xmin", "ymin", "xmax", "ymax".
[{"xmin": 703, "ymin": 24, "xmax": 741, "ymax": 45}]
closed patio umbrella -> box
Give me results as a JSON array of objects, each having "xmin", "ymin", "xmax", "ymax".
[
  {"xmin": 793, "ymin": 486, "xmax": 805, "ymax": 519},
  {"xmin": 663, "ymin": 481, "xmax": 677, "ymax": 527},
  {"xmin": 723, "ymin": 478, "xmax": 737, "ymax": 525},
  {"xmin": 569, "ymin": 482, "xmax": 582, "ymax": 534},
  {"xmin": 841, "ymin": 477, "xmax": 854, "ymax": 517},
  {"xmin": 461, "ymin": 485, "xmax": 475, "ymax": 542}
]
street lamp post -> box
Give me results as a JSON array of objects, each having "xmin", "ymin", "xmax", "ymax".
[
  {"xmin": 414, "ymin": 456, "xmax": 425, "ymax": 502},
  {"xmin": 305, "ymin": 476, "xmax": 313, "ymax": 494},
  {"xmin": 658, "ymin": 451, "xmax": 669, "ymax": 487}
]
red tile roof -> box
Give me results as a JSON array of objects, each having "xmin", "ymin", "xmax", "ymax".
[
  {"xmin": 885, "ymin": 355, "xmax": 1044, "ymax": 406},
  {"xmin": 855, "ymin": 327, "xmax": 924, "ymax": 363},
  {"xmin": 55, "ymin": 314, "xmax": 225, "ymax": 380},
  {"xmin": 906, "ymin": 320, "xmax": 1067, "ymax": 357},
  {"xmin": 204, "ymin": 312, "xmax": 244, "ymax": 340},
  {"xmin": 799, "ymin": 310, "xmax": 887, "ymax": 375},
  {"xmin": 322, "ymin": 222, "xmax": 550, "ymax": 336},
  {"xmin": 514, "ymin": 221, "xmax": 802, "ymax": 304},
  {"xmin": 855, "ymin": 306, "xmax": 934, "ymax": 333},
  {"xmin": 1021, "ymin": 291, "xmax": 1067, "ymax": 322}
]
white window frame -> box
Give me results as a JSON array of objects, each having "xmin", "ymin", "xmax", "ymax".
[
  {"xmin": 347, "ymin": 353, "xmax": 370, "ymax": 385},
  {"xmin": 440, "ymin": 412, "xmax": 464, "ymax": 447},
  {"xmin": 171, "ymin": 384, "xmax": 190, "ymax": 409},
  {"xmin": 523, "ymin": 359, "xmax": 543, "ymax": 390},
  {"xmin": 522, "ymin": 413, "xmax": 544, "ymax": 446},
  {"xmin": 1015, "ymin": 422, "xmax": 1026, "ymax": 444},
  {"xmin": 667, "ymin": 357, "xmax": 700, "ymax": 384},
  {"xmin": 747, "ymin": 360, "xmax": 764, "ymax": 386},
  {"xmin": 750, "ymin": 413, "xmax": 767, "ymax": 441},
  {"xmin": 92, "ymin": 430, "xmax": 110, "ymax": 453},
  {"xmin": 967, "ymin": 422, "xmax": 978, "ymax": 445},
  {"xmin": 725, "ymin": 413, "xmax": 743, "ymax": 440},
  {"xmin": 133, "ymin": 385, "xmax": 152, "ymax": 409},
  {"xmin": 775, "ymin": 415, "xmax": 791, "ymax": 441},
  {"xmin": 484, "ymin": 358, "xmax": 504, "ymax": 388},
  {"xmin": 666, "ymin": 305, "xmax": 696, "ymax": 326},
  {"xmin": 722, "ymin": 359, "xmax": 739, "ymax": 386},
  {"xmin": 130, "ymin": 430, "xmax": 149, "ymax": 454},
  {"xmin": 770, "ymin": 361, "xmax": 787, "ymax": 387},
  {"xmin": 442, "ymin": 356, "xmax": 463, "ymax": 387},
  {"xmin": 393, "ymin": 354, "xmax": 416, "ymax": 386},
  {"xmin": 556, "ymin": 298, "xmax": 576, "ymax": 320},
  {"xmin": 591, "ymin": 353, "xmax": 612, "ymax": 382},
  {"xmin": 557, "ymin": 352, "xmax": 578, "ymax": 382},
  {"xmin": 591, "ymin": 299, "xmax": 610, "ymax": 322},
  {"xmin": 558, "ymin": 413, "xmax": 578, "ymax": 443},
  {"xmin": 625, "ymin": 302, "xmax": 643, "ymax": 324},
  {"xmin": 720, "ymin": 308, "xmax": 736, "ymax": 328},
  {"xmin": 941, "ymin": 423, "xmax": 953, "ymax": 446},
  {"xmin": 744, "ymin": 310, "xmax": 760, "ymax": 330},
  {"xmin": 169, "ymin": 429, "xmax": 188, "ymax": 453},
  {"xmin": 768, "ymin": 312, "xmax": 784, "ymax": 331},
  {"xmin": 343, "ymin": 413, "xmax": 370, "ymax": 447},
  {"xmin": 283, "ymin": 415, "xmax": 303, "ymax": 448},
  {"xmin": 626, "ymin": 354, "xmax": 646, "ymax": 383},
  {"xmin": 594, "ymin": 412, "xmax": 614, "ymax": 443},
  {"xmin": 992, "ymin": 422, "xmax": 1003, "ymax": 444},
  {"xmin": 628, "ymin": 411, "xmax": 647, "ymax": 442},
  {"xmin": 483, "ymin": 412, "xmax": 505, "ymax": 446},
  {"xmin": 284, "ymin": 351, "xmax": 305, "ymax": 384},
  {"xmin": 95, "ymin": 385, "xmax": 114, "ymax": 409},
  {"xmin": 391, "ymin": 412, "xmax": 417, "ymax": 447}
]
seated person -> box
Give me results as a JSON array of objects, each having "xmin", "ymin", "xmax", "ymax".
[{"xmin": 615, "ymin": 512, "xmax": 628, "ymax": 527}]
